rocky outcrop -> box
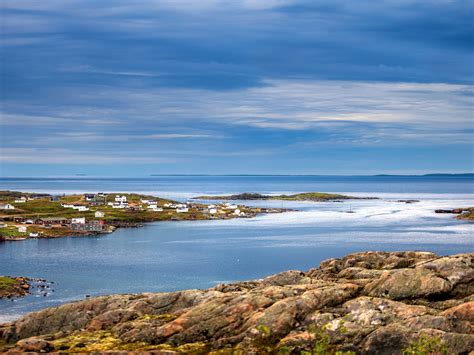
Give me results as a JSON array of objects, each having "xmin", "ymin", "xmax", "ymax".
[
  {"xmin": 1, "ymin": 251, "xmax": 473, "ymax": 354},
  {"xmin": 0, "ymin": 277, "xmax": 30, "ymax": 299}
]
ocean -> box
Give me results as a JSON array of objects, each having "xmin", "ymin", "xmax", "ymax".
[{"xmin": 0, "ymin": 175, "xmax": 473, "ymax": 321}]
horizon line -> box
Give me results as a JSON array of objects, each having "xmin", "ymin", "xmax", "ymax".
[{"xmin": 0, "ymin": 173, "xmax": 473, "ymax": 179}]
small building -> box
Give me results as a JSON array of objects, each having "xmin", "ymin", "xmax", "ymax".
[
  {"xmin": 84, "ymin": 194, "xmax": 96, "ymax": 201},
  {"xmin": 176, "ymin": 207, "xmax": 189, "ymax": 213},
  {"xmin": 233, "ymin": 209, "xmax": 241, "ymax": 215},
  {"xmin": 112, "ymin": 202, "xmax": 127, "ymax": 209},
  {"xmin": 18, "ymin": 226, "xmax": 27, "ymax": 233},
  {"xmin": 29, "ymin": 232, "xmax": 39, "ymax": 237},
  {"xmin": 209, "ymin": 208, "xmax": 217, "ymax": 214},
  {"xmin": 95, "ymin": 211, "xmax": 105, "ymax": 218},
  {"xmin": 0, "ymin": 222, "xmax": 6, "ymax": 228},
  {"xmin": 50, "ymin": 196, "xmax": 61, "ymax": 202},
  {"xmin": 115, "ymin": 195, "xmax": 127, "ymax": 203},
  {"xmin": 71, "ymin": 217, "xmax": 86, "ymax": 224},
  {"xmin": 36, "ymin": 217, "xmax": 69, "ymax": 226},
  {"xmin": 149, "ymin": 206, "xmax": 163, "ymax": 212},
  {"xmin": 14, "ymin": 197, "xmax": 27, "ymax": 203},
  {"xmin": 14, "ymin": 217, "xmax": 26, "ymax": 223},
  {"xmin": 0, "ymin": 204, "xmax": 15, "ymax": 210}
]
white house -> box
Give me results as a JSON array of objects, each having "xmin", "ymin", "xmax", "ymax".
[
  {"xmin": 0, "ymin": 222, "xmax": 6, "ymax": 228},
  {"xmin": 176, "ymin": 207, "xmax": 189, "ymax": 213},
  {"xmin": 14, "ymin": 197, "xmax": 27, "ymax": 203},
  {"xmin": 149, "ymin": 206, "xmax": 163, "ymax": 212},
  {"xmin": 62, "ymin": 204, "xmax": 74, "ymax": 208},
  {"xmin": 208, "ymin": 204, "xmax": 216, "ymax": 209},
  {"xmin": 72, "ymin": 205, "xmax": 89, "ymax": 212},
  {"xmin": 112, "ymin": 203, "xmax": 127, "ymax": 209},
  {"xmin": 95, "ymin": 211, "xmax": 105, "ymax": 218},
  {"xmin": 71, "ymin": 217, "xmax": 86, "ymax": 224},
  {"xmin": 225, "ymin": 204, "xmax": 238, "ymax": 210},
  {"xmin": 18, "ymin": 226, "xmax": 27, "ymax": 233},
  {"xmin": 29, "ymin": 232, "xmax": 39, "ymax": 237},
  {"xmin": 140, "ymin": 199, "xmax": 150, "ymax": 204},
  {"xmin": 115, "ymin": 195, "xmax": 127, "ymax": 203},
  {"xmin": 0, "ymin": 204, "xmax": 15, "ymax": 210},
  {"xmin": 209, "ymin": 208, "xmax": 217, "ymax": 214},
  {"xmin": 233, "ymin": 209, "xmax": 241, "ymax": 215}
]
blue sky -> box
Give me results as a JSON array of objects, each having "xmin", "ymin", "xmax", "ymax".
[{"xmin": 0, "ymin": 0, "xmax": 473, "ymax": 176}]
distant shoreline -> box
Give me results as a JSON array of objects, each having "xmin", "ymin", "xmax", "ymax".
[{"xmin": 0, "ymin": 173, "xmax": 473, "ymax": 179}]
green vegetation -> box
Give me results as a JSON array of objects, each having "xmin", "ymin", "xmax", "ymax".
[
  {"xmin": 194, "ymin": 192, "xmax": 374, "ymax": 201},
  {"xmin": 402, "ymin": 334, "xmax": 448, "ymax": 355},
  {"xmin": 0, "ymin": 276, "xmax": 16, "ymax": 290},
  {"xmin": 301, "ymin": 322, "xmax": 354, "ymax": 355},
  {"xmin": 49, "ymin": 330, "xmax": 209, "ymax": 353},
  {"xmin": 0, "ymin": 226, "xmax": 26, "ymax": 239}
]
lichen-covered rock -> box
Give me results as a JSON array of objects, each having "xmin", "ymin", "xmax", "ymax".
[
  {"xmin": 1, "ymin": 251, "xmax": 472, "ymax": 354},
  {"xmin": 363, "ymin": 268, "xmax": 452, "ymax": 300}
]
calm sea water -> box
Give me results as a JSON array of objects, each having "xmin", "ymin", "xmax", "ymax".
[{"xmin": 0, "ymin": 176, "xmax": 473, "ymax": 321}]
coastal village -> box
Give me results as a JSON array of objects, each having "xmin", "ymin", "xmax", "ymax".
[{"xmin": 0, "ymin": 191, "xmax": 285, "ymax": 241}]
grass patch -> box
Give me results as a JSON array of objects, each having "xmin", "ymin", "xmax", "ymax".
[{"xmin": 0, "ymin": 277, "xmax": 16, "ymax": 290}]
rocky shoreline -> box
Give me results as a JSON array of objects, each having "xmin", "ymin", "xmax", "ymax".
[{"xmin": 1, "ymin": 251, "xmax": 472, "ymax": 354}]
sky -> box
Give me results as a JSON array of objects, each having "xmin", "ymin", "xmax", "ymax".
[{"xmin": 0, "ymin": 0, "xmax": 473, "ymax": 176}]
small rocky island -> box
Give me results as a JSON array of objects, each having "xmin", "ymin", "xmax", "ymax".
[
  {"xmin": 194, "ymin": 192, "xmax": 378, "ymax": 201},
  {"xmin": 1, "ymin": 251, "xmax": 472, "ymax": 354},
  {"xmin": 435, "ymin": 207, "xmax": 474, "ymax": 221},
  {"xmin": 0, "ymin": 277, "xmax": 30, "ymax": 299}
]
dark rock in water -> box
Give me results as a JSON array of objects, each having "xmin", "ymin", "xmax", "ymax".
[
  {"xmin": 397, "ymin": 199, "xmax": 420, "ymax": 203},
  {"xmin": 1, "ymin": 251, "xmax": 473, "ymax": 354}
]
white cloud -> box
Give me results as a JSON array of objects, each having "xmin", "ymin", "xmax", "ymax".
[{"xmin": 0, "ymin": 148, "xmax": 170, "ymax": 164}]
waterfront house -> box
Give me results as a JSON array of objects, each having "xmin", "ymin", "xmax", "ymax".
[
  {"xmin": 71, "ymin": 220, "xmax": 105, "ymax": 232},
  {"xmin": 0, "ymin": 204, "xmax": 15, "ymax": 210},
  {"xmin": 18, "ymin": 226, "xmax": 27, "ymax": 233},
  {"xmin": 95, "ymin": 211, "xmax": 105, "ymax": 218},
  {"xmin": 233, "ymin": 209, "xmax": 241, "ymax": 215},
  {"xmin": 71, "ymin": 217, "xmax": 86, "ymax": 224},
  {"xmin": 176, "ymin": 207, "xmax": 189, "ymax": 213},
  {"xmin": 29, "ymin": 232, "xmax": 39, "ymax": 237}
]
